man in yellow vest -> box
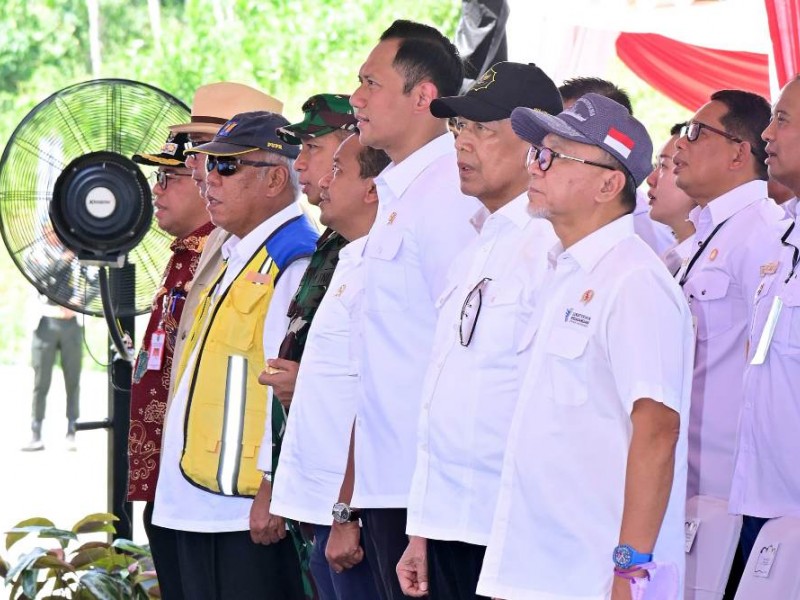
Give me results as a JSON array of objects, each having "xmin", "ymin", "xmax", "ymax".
[{"xmin": 151, "ymin": 111, "xmax": 318, "ymax": 599}]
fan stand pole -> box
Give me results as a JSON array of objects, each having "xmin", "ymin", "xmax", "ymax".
[{"xmin": 77, "ymin": 263, "xmax": 135, "ymax": 540}]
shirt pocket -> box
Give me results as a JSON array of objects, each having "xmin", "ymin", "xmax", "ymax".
[
  {"xmin": 216, "ymin": 278, "xmax": 270, "ymax": 352},
  {"xmin": 545, "ymin": 327, "xmax": 590, "ymax": 406},
  {"xmin": 683, "ymin": 271, "xmax": 733, "ymax": 341},
  {"xmin": 365, "ymin": 229, "xmax": 408, "ymax": 313},
  {"xmin": 482, "ymin": 280, "xmax": 525, "ymax": 351}
]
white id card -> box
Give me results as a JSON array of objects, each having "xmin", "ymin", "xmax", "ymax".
[
  {"xmin": 750, "ymin": 297, "xmax": 783, "ymax": 365},
  {"xmin": 685, "ymin": 519, "xmax": 700, "ymax": 553},
  {"xmin": 754, "ymin": 543, "xmax": 779, "ymax": 578}
]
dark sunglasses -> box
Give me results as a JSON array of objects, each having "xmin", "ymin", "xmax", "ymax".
[{"xmin": 206, "ymin": 155, "xmax": 281, "ymax": 177}]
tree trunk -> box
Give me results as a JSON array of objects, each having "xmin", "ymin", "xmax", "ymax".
[
  {"xmin": 148, "ymin": 0, "xmax": 162, "ymax": 51},
  {"xmin": 86, "ymin": 0, "xmax": 101, "ymax": 76}
]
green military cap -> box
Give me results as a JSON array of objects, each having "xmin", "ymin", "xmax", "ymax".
[{"xmin": 276, "ymin": 94, "xmax": 358, "ymax": 145}]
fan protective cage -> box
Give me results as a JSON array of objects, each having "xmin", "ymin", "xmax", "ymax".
[{"xmin": 0, "ymin": 79, "xmax": 190, "ymax": 317}]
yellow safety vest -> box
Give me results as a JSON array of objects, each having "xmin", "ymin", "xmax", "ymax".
[{"xmin": 175, "ymin": 215, "xmax": 318, "ymax": 497}]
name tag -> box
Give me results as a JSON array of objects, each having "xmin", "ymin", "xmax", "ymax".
[
  {"xmin": 753, "ymin": 543, "xmax": 779, "ymax": 578},
  {"xmin": 750, "ymin": 297, "xmax": 783, "ymax": 365},
  {"xmin": 685, "ymin": 519, "xmax": 700, "ymax": 553},
  {"xmin": 147, "ymin": 330, "xmax": 166, "ymax": 370}
]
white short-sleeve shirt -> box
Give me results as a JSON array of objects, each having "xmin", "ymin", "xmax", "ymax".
[
  {"xmin": 153, "ymin": 204, "xmax": 310, "ymax": 533},
  {"xmin": 676, "ymin": 180, "xmax": 786, "ymax": 499},
  {"xmin": 270, "ymin": 237, "xmax": 367, "ymax": 525},
  {"xmin": 730, "ymin": 217, "xmax": 800, "ymax": 518},
  {"xmin": 352, "ymin": 133, "xmax": 481, "ymax": 508},
  {"xmin": 406, "ymin": 194, "xmax": 557, "ymax": 545},
  {"xmin": 477, "ymin": 215, "xmax": 694, "ymax": 600}
]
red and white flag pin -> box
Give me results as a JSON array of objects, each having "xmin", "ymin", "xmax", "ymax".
[{"xmin": 604, "ymin": 127, "xmax": 635, "ymax": 158}]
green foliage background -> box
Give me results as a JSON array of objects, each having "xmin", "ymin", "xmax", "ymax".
[
  {"xmin": 0, "ymin": 0, "xmax": 462, "ymax": 366},
  {"xmin": 0, "ymin": 0, "xmax": 688, "ymax": 367}
]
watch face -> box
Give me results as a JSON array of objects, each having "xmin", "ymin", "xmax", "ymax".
[
  {"xmin": 613, "ymin": 545, "xmax": 632, "ymax": 568},
  {"xmin": 332, "ymin": 502, "xmax": 351, "ymax": 523}
]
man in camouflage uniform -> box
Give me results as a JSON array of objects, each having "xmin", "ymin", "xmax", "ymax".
[{"xmin": 258, "ymin": 94, "xmax": 359, "ymax": 599}]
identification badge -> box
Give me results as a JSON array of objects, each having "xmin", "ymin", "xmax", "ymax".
[
  {"xmin": 685, "ymin": 519, "xmax": 700, "ymax": 553},
  {"xmin": 750, "ymin": 296, "xmax": 783, "ymax": 365},
  {"xmin": 753, "ymin": 543, "xmax": 779, "ymax": 578},
  {"xmin": 147, "ymin": 330, "xmax": 166, "ymax": 370},
  {"xmin": 133, "ymin": 349, "xmax": 148, "ymax": 383}
]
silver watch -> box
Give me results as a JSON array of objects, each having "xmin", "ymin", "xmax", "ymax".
[{"xmin": 332, "ymin": 502, "xmax": 361, "ymax": 524}]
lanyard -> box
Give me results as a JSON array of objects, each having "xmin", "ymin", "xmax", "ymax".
[
  {"xmin": 678, "ymin": 218, "xmax": 730, "ymax": 287},
  {"xmin": 781, "ymin": 222, "xmax": 800, "ymax": 284}
]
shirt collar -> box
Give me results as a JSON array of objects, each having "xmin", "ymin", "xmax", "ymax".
[
  {"xmin": 469, "ymin": 192, "xmax": 531, "ymax": 233},
  {"xmin": 783, "ymin": 197, "xmax": 798, "ymax": 219},
  {"xmin": 221, "ymin": 202, "xmax": 304, "ymax": 263},
  {"xmin": 339, "ymin": 234, "xmax": 368, "ymax": 261},
  {"xmin": 374, "ymin": 133, "xmax": 455, "ymax": 204},
  {"xmin": 784, "ymin": 215, "xmax": 800, "ymax": 251},
  {"xmin": 548, "ymin": 214, "xmax": 636, "ymax": 274},
  {"xmin": 170, "ymin": 221, "xmax": 215, "ymax": 253},
  {"xmin": 688, "ymin": 179, "xmax": 768, "ymax": 230}
]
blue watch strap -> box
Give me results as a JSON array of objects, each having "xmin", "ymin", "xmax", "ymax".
[{"xmin": 612, "ymin": 544, "xmax": 653, "ymax": 569}]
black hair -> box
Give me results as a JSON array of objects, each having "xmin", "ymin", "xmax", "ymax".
[
  {"xmin": 559, "ymin": 77, "xmax": 633, "ymax": 114},
  {"xmin": 670, "ymin": 122, "xmax": 687, "ymax": 137},
  {"xmin": 380, "ymin": 20, "xmax": 464, "ymax": 98},
  {"xmin": 357, "ymin": 144, "xmax": 391, "ymax": 179},
  {"xmin": 710, "ymin": 89, "xmax": 770, "ymax": 180}
]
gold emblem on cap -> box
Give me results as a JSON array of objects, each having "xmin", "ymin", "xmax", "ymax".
[
  {"xmin": 580, "ymin": 289, "xmax": 594, "ymax": 304},
  {"xmin": 470, "ymin": 67, "xmax": 497, "ymax": 92}
]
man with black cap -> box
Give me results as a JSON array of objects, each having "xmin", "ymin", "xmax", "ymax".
[
  {"xmin": 476, "ymin": 95, "xmax": 693, "ymax": 599},
  {"xmin": 151, "ymin": 111, "xmax": 318, "ymax": 599},
  {"xmin": 395, "ymin": 61, "xmax": 561, "ymax": 600},
  {"xmin": 260, "ymin": 93, "xmax": 357, "ymax": 406},
  {"xmin": 127, "ymin": 131, "xmax": 215, "ymax": 597}
]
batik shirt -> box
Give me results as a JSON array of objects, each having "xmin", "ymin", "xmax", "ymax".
[{"xmin": 127, "ymin": 221, "xmax": 215, "ymax": 502}]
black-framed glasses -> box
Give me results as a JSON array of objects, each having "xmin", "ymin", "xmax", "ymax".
[
  {"xmin": 526, "ymin": 145, "xmax": 617, "ymax": 173},
  {"xmin": 681, "ymin": 121, "xmax": 758, "ymax": 157},
  {"xmin": 150, "ymin": 170, "xmax": 191, "ymax": 190},
  {"xmin": 460, "ymin": 277, "xmax": 492, "ymax": 347},
  {"xmin": 206, "ymin": 156, "xmax": 281, "ymax": 177}
]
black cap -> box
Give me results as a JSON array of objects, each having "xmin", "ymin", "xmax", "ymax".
[
  {"xmin": 430, "ymin": 62, "xmax": 563, "ymax": 122},
  {"xmin": 190, "ymin": 111, "xmax": 300, "ymax": 159},
  {"xmin": 132, "ymin": 132, "xmax": 191, "ymax": 167}
]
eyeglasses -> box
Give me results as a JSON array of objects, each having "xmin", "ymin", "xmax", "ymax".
[
  {"xmin": 460, "ymin": 277, "xmax": 492, "ymax": 347},
  {"xmin": 526, "ymin": 145, "xmax": 618, "ymax": 174},
  {"xmin": 150, "ymin": 170, "xmax": 191, "ymax": 190},
  {"xmin": 681, "ymin": 121, "xmax": 759, "ymax": 157},
  {"xmin": 206, "ymin": 156, "xmax": 281, "ymax": 177}
]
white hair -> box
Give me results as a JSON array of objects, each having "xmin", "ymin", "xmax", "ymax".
[{"xmin": 257, "ymin": 151, "xmax": 300, "ymax": 197}]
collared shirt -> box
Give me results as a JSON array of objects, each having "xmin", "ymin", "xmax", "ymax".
[
  {"xmin": 730, "ymin": 217, "xmax": 800, "ymax": 518},
  {"xmin": 271, "ymin": 236, "xmax": 367, "ymax": 525},
  {"xmin": 677, "ymin": 180, "xmax": 786, "ymax": 500},
  {"xmin": 152, "ymin": 203, "xmax": 310, "ymax": 533},
  {"xmin": 634, "ymin": 189, "xmax": 676, "ymax": 256},
  {"xmin": 782, "ymin": 196, "xmax": 798, "ymax": 219},
  {"xmin": 477, "ymin": 215, "xmax": 693, "ymax": 600},
  {"xmin": 661, "ymin": 236, "xmax": 693, "ymax": 277},
  {"xmin": 353, "ymin": 133, "xmax": 481, "ymax": 508},
  {"xmin": 128, "ymin": 221, "xmax": 215, "ymax": 502},
  {"xmin": 406, "ymin": 194, "xmax": 556, "ymax": 545}
]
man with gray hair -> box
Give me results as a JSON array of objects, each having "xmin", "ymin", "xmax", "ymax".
[{"xmin": 152, "ymin": 111, "xmax": 318, "ymax": 599}]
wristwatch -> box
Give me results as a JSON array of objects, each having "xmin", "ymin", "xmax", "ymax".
[
  {"xmin": 612, "ymin": 544, "xmax": 653, "ymax": 569},
  {"xmin": 332, "ymin": 502, "xmax": 361, "ymax": 524}
]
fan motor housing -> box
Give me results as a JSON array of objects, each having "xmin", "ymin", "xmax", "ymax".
[{"xmin": 51, "ymin": 151, "xmax": 153, "ymax": 265}]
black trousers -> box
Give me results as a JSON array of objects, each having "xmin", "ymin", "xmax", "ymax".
[
  {"xmin": 31, "ymin": 316, "xmax": 82, "ymax": 422},
  {"xmin": 428, "ymin": 539, "xmax": 490, "ymax": 600},
  {"xmin": 144, "ymin": 512, "xmax": 305, "ymax": 600},
  {"xmin": 360, "ymin": 508, "xmax": 408, "ymax": 600}
]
